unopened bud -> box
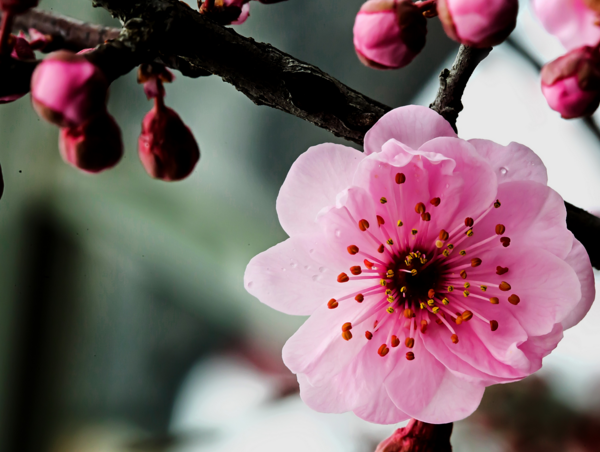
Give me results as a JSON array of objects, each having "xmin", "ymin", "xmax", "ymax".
[
  {"xmin": 138, "ymin": 105, "xmax": 200, "ymax": 181},
  {"xmin": 541, "ymin": 46, "xmax": 600, "ymax": 119},
  {"xmin": 59, "ymin": 113, "xmax": 123, "ymax": 173},
  {"xmin": 375, "ymin": 419, "xmax": 453, "ymax": 452},
  {"xmin": 353, "ymin": 0, "xmax": 427, "ymax": 70},
  {"xmin": 199, "ymin": 0, "xmax": 250, "ymax": 25},
  {"xmin": 31, "ymin": 51, "xmax": 108, "ymax": 128},
  {"xmin": 437, "ymin": 0, "xmax": 518, "ymax": 48}
]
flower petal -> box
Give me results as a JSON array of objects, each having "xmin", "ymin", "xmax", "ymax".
[
  {"xmin": 364, "ymin": 105, "xmax": 456, "ymax": 155},
  {"xmin": 469, "ymin": 139, "xmax": 548, "ymax": 186},
  {"xmin": 518, "ymin": 323, "xmax": 564, "ymax": 373},
  {"xmin": 276, "ymin": 143, "xmax": 365, "ymax": 237}
]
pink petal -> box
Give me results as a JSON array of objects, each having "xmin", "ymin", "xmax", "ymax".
[
  {"xmin": 518, "ymin": 323, "xmax": 564, "ymax": 372},
  {"xmin": 469, "ymin": 139, "xmax": 548, "ymax": 186},
  {"xmin": 559, "ymin": 237, "xmax": 596, "ymax": 329},
  {"xmin": 364, "ymin": 105, "xmax": 457, "ymax": 155},
  {"xmin": 353, "ymin": 384, "xmax": 411, "ymax": 424},
  {"xmin": 276, "ymin": 143, "xmax": 365, "ymax": 237},
  {"xmin": 231, "ymin": 1, "xmax": 250, "ymax": 24}
]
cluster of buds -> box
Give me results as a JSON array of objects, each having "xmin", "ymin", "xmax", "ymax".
[
  {"xmin": 198, "ymin": 0, "xmax": 287, "ymax": 26},
  {"xmin": 353, "ymin": 0, "xmax": 518, "ymax": 70}
]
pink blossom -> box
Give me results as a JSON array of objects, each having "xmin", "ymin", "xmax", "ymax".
[
  {"xmin": 533, "ymin": 0, "xmax": 600, "ymax": 50},
  {"xmin": 541, "ymin": 46, "xmax": 600, "ymax": 118},
  {"xmin": 244, "ymin": 106, "xmax": 595, "ymax": 424},
  {"xmin": 31, "ymin": 51, "xmax": 108, "ymax": 128},
  {"xmin": 353, "ymin": 0, "xmax": 427, "ymax": 70},
  {"xmin": 199, "ymin": 0, "xmax": 250, "ymax": 25},
  {"xmin": 437, "ymin": 0, "xmax": 518, "ymax": 48},
  {"xmin": 59, "ymin": 113, "xmax": 123, "ymax": 173}
]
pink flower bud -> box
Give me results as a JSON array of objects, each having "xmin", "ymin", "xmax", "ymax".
[
  {"xmin": 375, "ymin": 420, "xmax": 453, "ymax": 452},
  {"xmin": 0, "ymin": 0, "xmax": 38, "ymax": 12},
  {"xmin": 541, "ymin": 46, "xmax": 600, "ymax": 118},
  {"xmin": 31, "ymin": 50, "xmax": 108, "ymax": 128},
  {"xmin": 138, "ymin": 105, "xmax": 200, "ymax": 181},
  {"xmin": 59, "ymin": 113, "xmax": 123, "ymax": 173},
  {"xmin": 437, "ymin": 0, "xmax": 518, "ymax": 48},
  {"xmin": 199, "ymin": 0, "xmax": 250, "ymax": 25},
  {"xmin": 353, "ymin": 0, "xmax": 427, "ymax": 70}
]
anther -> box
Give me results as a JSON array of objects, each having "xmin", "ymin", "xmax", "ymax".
[
  {"xmin": 355, "ymin": 294, "xmax": 364, "ymax": 303},
  {"xmin": 427, "ymin": 299, "xmax": 435, "ymax": 306},
  {"xmin": 397, "ymin": 220, "xmax": 404, "ymax": 227},
  {"xmin": 328, "ymin": 299, "xmax": 338, "ymax": 309},
  {"xmin": 421, "ymin": 212, "xmax": 431, "ymax": 221},
  {"xmin": 347, "ymin": 245, "xmax": 359, "ymax": 255},
  {"xmin": 365, "ymin": 331, "xmax": 373, "ymax": 340},
  {"xmin": 459, "ymin": 250, "xmax": 467, "ymax": 256},
  {"xmin": 499, "ymin": 281, "xmax": 511, "ymax": 291},
  {"xmin": 451, "ymin": 334, "xmax": 459, "ymax": 344},
  {"xmin": 447, "ymin": 244, "xmax": 454, "ymax": 250},
  {"xmin": 386, "ymin": 289, "xmax": 392, "ymax": 295},
  {"xmin": 415, "ymin": 202, "xmax": 426, "ymax": 214},
  {"xmin": 462, "ymin": 311, "xmax": 473, "ymax": 321},
  {"xmin": 387, "ymin": 238, "xmax": 394, "ymax": 245},
  {"xmin": 463, "ymin": 290, "xmax": 470, "ymax": 297},
  {"xmin": 455, "ymin": 316, "xmax": 463, "ymax": 325},
  {"xmin": 411, "ymin": 229, "xmax": 418, "ymax": 235},
  {"xmin": 405, "ymin": 337, "xmax": 415, "ymax": 348},
  {"xmin": 378, "ymin": 344, "xmax": 389, "ymax": 357},
  {"xmin": 428, "ymin": 289, "xmax": 436, "ymax": 298},
  {"xmin": 436, "ymin": 240, "xmax": 444, "ymax": 248},
  {"xmin": 380, "ymin": 279, "xmax": 387, "ymax": 287},
  {"xmin": 508, "ymin": 294, "xmax": 521, "ymax": 305},
  {"xmin": 494, "ymin": 199, "xmax": 501, "ymax": 208},
  {"xmin": 495, "ymin": 224, "xmax": 506, "ymax": 235},
  {"xmin": 420, "ymin": 320, "xmax": 428, "ymax": 333},
  {"xmin": 466, "ymin": 228, "xmax": 474, "ymax": 237},
  {"xmin": 464, "ymin": 282, "xmax": 470, "ymax": 288},
  {"xmin": 358, "ymin": 219, "xmax": 370, "ymax": 231},
  {"xmin": 432, "ymin": 306, "xmax": 441, "ymax": 314},
  {"xmin": 436, "ymin": 318, "xmax": 444, "ymax": 325},
  {"xmin": 386, "ymin": 307, "xmax": 395, "ymax": 314},
  {"xmin": 490, "ymin": 320, "xmax": 499, "ymax": 331},
  {"xmin": 386, "ymin": 269, "xmax": 394, "ymax": 278},
  {"xmin": 406, "ymin": 352, "xmax": 415, "ymax": 360},
  {"xmin": 377, "ymin": 244, "xmax": 385, "ymax": 253},
  {"xmin": 490, "ymin": 297, "xmax": 499, "ymax": 304},
  {"xmin": 404, "ymin": 308, "xmax": 414, "ymax": 318},
  {"xmin": 430, "ymin": 197, "xmax": 441, "ymax": 207},
  {"xmin": 395, "ymin": 173, "xmax": 406, "ymax": 184},
  {"xmin": 460, "ymin": 270, "xmax": 467, "ymax": 279},
  {"xmin": 350, "ymin": 266, "xmax": 362, "ymax": 275},
  {"xmin": 496, "ymin": 266, "xmax": 509, "ymax": 275},
  {"xmin": 400, "ymin": 286, "xmax": 407, "ymax": 293},
  {"xmin": 443, "ymin": 249, "xmax": 450, "ymax": 257},
  {"xmin": 342, "ymin": 322, "xmax": 352, "ymax": 332},
  {"xmin": 448, "ymin": 285, "xmax": 454, "ymax": 292},
  {"xmin": 364, "ymin": 259, "xmax": 375, "ymax": 269},
  {"xmin": 411, "ymin": 269, "xmax": 418, "ymax": 275},
  {"xmin": 380, "ymin": 197, "xmax": 388, "ymax": 204},
  {"xmin": 480, "ymin": 285, "xmax": 487, "ymax": 291},
  {"xmin": 342, "ymin": 331, "xmax": 352, "ymax": 341},
  {"xmin": 420, "ymin": 302, "xmax": 426, "ymax": 309},
  {"xmin": 439, "ymin": 229, "xmax": 450, "ymax": 241},
  {"xmin": 377, "ymin": 215, "xmax": 385, "ymax": 226},
  {"xmin": 465, "ymin": 217, "xmax": 474, "ymax": 227},
  {"xmin": 337, "ymin": 273, "xmax": 349, "ymax": 283},
  {"xmin": 471, "ymin": 258, "xmax": 482, "ymax": 267},
  {"xmin": 391, "ymin": 335, "xmax": 400, "ymax": 347},
  {"xmin": 387, "ymin": 296, "xmax": 395, "ymax": 303},
  {"xmin": 442, "ymin": 297, "xmax": 449, "ymax": 305},
  {"xmin": 500, "ymin": 237, "xmax": 511, "ymax": 247}
]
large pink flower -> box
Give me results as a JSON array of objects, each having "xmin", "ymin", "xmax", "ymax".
[
  {"xmin": 532, "ymin": 0, "xmax": 600, "ymax": 50},
  {"xmin": 244, "ymin": 106, "xmax": 595, "ymax": 424}
]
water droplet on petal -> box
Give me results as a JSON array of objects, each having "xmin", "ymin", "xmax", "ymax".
[{"xmin": 499, "ymin": 167, "xmax": 508, "ymax": 175}]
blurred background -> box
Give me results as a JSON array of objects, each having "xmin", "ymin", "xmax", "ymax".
[{"xmin": 0, "ymin": 1, "xmax": 599, "ymax": 451}]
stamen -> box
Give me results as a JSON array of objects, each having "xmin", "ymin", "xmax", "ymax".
[
  {"xmin": 420, "ymin": 319, "xmax": 428, "ymax": 333},
  {"xmin": 378, "ymin": 344, "xmax": 390, "ymax": 357},
  {"xmin": 480, "ymin": 285, "xmax": 487, "ymax": 291},
  {"xmin": 499, "ymin": 281, "xmax": 511, "ymax": 291},
  {"xmin": 432, "ymin": 306, "xmax": 441, "ymax": 314},
  {"xmin": 463, "ymin": 290, "xmax": 470, "ymax": 297},
  {"xmin": 397, "ymin": 220, "xmax": 404, "ymax": 227},
  {"xmin": 448, "ymin": 285, "xmax": 454, "ymax": 292},
  {"xmin": 494, "ymin": 199, "xmax": 501, "ymax": 208},
  {"xmin": 395, "ymin": 173, "xmax": 406, "ymax": 184},
  {"xmin": 358, "ymin": 219, "xmax": 370, "ymax": 231},
  {"xmin": 490, "ymin": 320, "xmax": 499, "ymax": 331},
  {"xmin": 466, "ymin": 228, "xmax": 474, "ymax": 237},
  {"xmin": 380, "ymin": 197, "xmax": 388, "ymax": 204},
  {"xmin": 404, "ymin": 308, "xmax": 414, "ymax": 318},
  {"xmin": 342, "ymin": 331, "xmax": 352, "ymax": 340},
  {"xmin": 328, "ymin": 299, "xmax": 338, "ymax": 309},
  {"xmin": 471, "ymin": 258, "xmax": 482, "ymax": 267},
  {"xmin": 427, "ymin": 299, "xmax": 435, "ymax": 306},
  {"xmin": 365, "ymin": 331, "xmax": 373, "ymax": 340},
  {"xmin": 405, "ymin": 337, "xmax": 415, "ymax": 348},
  {"xmin": 436, "ymin": 240, "xmax": 444, "ymax": 248},
  {"xmin": 342, "ymin": 322, "xmax": 352, "ymax": 332},
  {"xmin": 377, "ymin": 215, "xmax": 385, "ymax": 226},
  {"xmin": 355, "ymin": 294, "xmax": 364, "ymax": 303},
  {"xmin": 406, "ymin": 351, "xmax": 415, "ymax": 360},
  {"xmin": 460, "ymin": 270, "xmax": 467, "ymax": 279},
  {"xmin": 347, "ymin": 245, "xmax": 359, "ymax": 255},
  {"xmin": 391, "ymin": 335, "xmax": 400, "ymax": 347},
  {"xmin": 464, "ymin": 282, "xmax": 470, "ymax": 288},
  {"xmin": 500, "ymin": 237, "xmax": 511, "ymax": 247},
  {"xmin": 462, "ymin": 311, "xmax": 473, "ymax": 321},
  {"xmin": 377, "ymin": 244, "xmax": 385, "ymax": 253},
  {"xmin": 350, "ymin": 266, "xmax": 362, "ymax": 275},
  {"xmin": 459, "ymin": 250, "xmax": 467, "ymax": 256},
  {"xmin": 508, "ymin": 294, "xmax": 520, "ymax": 305},
  {"xmin": 386, "ymin": 307, "xmax": 394, "ymax": 314},
  {"xmin": 380, "ymin": 279, "xmax": 387, "ymax": 286},
  {"xmin": 386, "ymin": 269, "xmax": 395, "ymax": 278},
  {"xmin": 442, "ymin": 297, "xmax": 450, "ymax": 305},
  {"xmin": 496, "ymin": 266, "xmax": 509, "ymax": 275},
  {"xmin": 364, "ymin": 259, "xmax": 375, "ymax": 269},
  {"xmin": 451, "ymin": 334, "xmax": 459, "ymax": 344},
  {"xmin": 490, "ymin": 297, "xmax": 499, "ymax": 304},
  {"xmin": 495, "ymin": 224, "xmax": 506, "ymax": 235},
  {"xmin": 386, "ymin": 238, "xmax": 394, "ymax": 245},
  {"xmin": 415, "ymin": 202, "xmax": 426, "ymax": 214},
  {"xmin": 430, "ymin": 197, "xmax": 441, "ymax": 207},
  {"xmin": 411, "ymin": 229, "xmax": 418, "ymax": 235},
  {"xmin": 428, "ymin": 289, "xmax": 436, "ymax": 298},
  {"xmin": 465, "ymin": 217, "xmax": 474, "ymax": 227},
  {"xmin": 439, "ymin": 229, "xmax": 450, "ymax": 241}
]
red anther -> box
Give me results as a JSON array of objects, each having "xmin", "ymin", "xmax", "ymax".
[
  {"xmin": 428, "ymin": 288, "xmax": 436, "ymax": 299},
  {"xmin": 496, "ymin": 266, "xmax": 509, "ymax": 275},
  {"xmin": 347, "ymin": 245, "xmax": 359, "ymax": 255},
  {"xmin": 395, "ymin": 173, "xmax": 406, "ymax": 184},
  {"xmin": 455, "ymin": 316, "xmax": 463, "ymax": 325},
  {"xmin": 355, "ymin": 293, "xmax": 364, "ymax": 303},
  {"xmin": 462, "ymin": 310, "xmax": 473, "ymax": 321},
  {"xmin": 374, "ymin": 320, "xmax": 379, "ymax": 328},
  {"xmin": 460, "ymin": 270, "xmax": 467, "ymax": 279},
  {"xmin": 421, "ymin": 212, "xmax": 431, "ymax": 222},
  {"xmin": 490, "ymin": 320, "xmax": 499, "ymax": 331},
  {"xmin": 499, "ymin": 281, "xmax": 511, "ymax": 291},
  {"xmin": 378, "ymin": 344, "xmax": 389, "ymax": 356},
  {"xmin": 435, "ymin": 318, "xmax": 444, "ymax": 325},
  {"xmin": 430, "ymin": 197, "xmax": 441, "ymax": 207},
  {"xmin": 377, "ymin": 215, "xmax": 385, "ymax": 226},
  {"xmin": 337, "ymin": 273, "xmax": 350, "ymax": 283},
  {"xmin": 365, "ymin": 331, "xmax": 373, "ymax": 340},
  {"xmin": 350, "ymin": 266, "xmax": 362, "ymax": 275},
  {"xmin": 508, "ymin": 294, "xmax": 520, "ymax": 305},
  {"xmin": 391, "ymin": 335, "xmax": 400, "ymax": 347},
  {"xmin": 404, "ymin": 308, "xmax": 414, "ymax": 318},
  {"xmin": 471, "ymin": 258, "xmax": 482, "ymax": 267},
  {"xmin": 358, "ymin": 219, "xmax": 370, "ymax": 231},
  {"xmin": 500, "ymin": 237, "xmax": 511, "ymax": 247},
  {"xmin": 495, "ymin": 224, "xmax": 506, "ymax": 235},
  {"xmin": 420, "ymin": 319, "xmax": 428, "ymax": 333},
  {"xmin": 364, "ymin": 259, "xmax": 375, "ymax": 269},
  {"xmin": 342, "ymin": 322, "xmax": 352, "ymax": 332},
  {"xmin": 377, "ymin": 244, "xmax": 385, "ymax": 253},
  {"xmin": 342, "ymin": 330, "xmax": 353, "ymax": 341},
  {"xmin": 406, "ymin": 351, "xmax": 415, "ymax": 360},
  {"xmin": 494, "ymin": 199, "xmax": 501, "ymax": 208},
  {"xmin": 451, "ymin": 334, "xmax": 459, "ymax": 344},
  {"xmin": 490, "ymin": 297, "xmax": 499, "ymax": 304},
  {"xmin": 464, "ymin": 217, "xmax": 474, "ymax": 227},
  {"xmin": 415, "ymin": 202, "xmax": 426, "ymax": 214},
  {"xmin": 405, "ymin": 337, "xmax": 415, "ymax": 348},
  {"xmin": 439, "ymin": 229, "xmax": 449, "ymax": 241},
  {"xmin": 328, "ymin": 298, "xmax": 339, "ymax": 309}
]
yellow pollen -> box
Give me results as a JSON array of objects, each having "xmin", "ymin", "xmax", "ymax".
[
  {"xmin": 464, "ymin": 282, "xmax": 470, "ymax": 288},
  {"xmin": 480, "ymin": 285, "xmax": 487, "ymax": 291},
  {"xmin": 411, "ymin": 229, "xmax": 418, "ymax": 235},
  {"xmin": 443, "ymin": 250, "xmax": 450, "ymax": 257},
  {"xmin": 442, "ymin": 297, "xmax": 450, "ymax": 305},
  {"xmin": 387, "ymin": 296, "xmax": 395, "ymax": 303},
  {"xmin": 397, "ymin": 220, "xmax": 403, "ymax": 227},
  {"xmin": 387, "ymin": 238, "xmax": 394, "ymax": 245},
  {"xmin": 380, "ymin": 197, "xmax": 388, "ymax": 204},
  {"xmin": 436, "ymin": 240, "xmax": 444, "ymax": 248},
  {"xmin": 466, "ymin": 229, "xmax": 474, "ymax": 237},
  {"xmin": 494, "ymin": 199, "xmax": 501, "ymax": 208},
  {"xmin": 432, "ymin": 307, "xmax": 440, "ymax": 314},
  {"xmin": 411, "ymin": 269, "xmax": 418, "ymax": 275},
  {"xmin": 386, "ymin": 307, "xmax": 395, "ymax": 314},
  {"xmin": 459, "ymin": 250, "xmax": 466, "ymax": 256},
  {"xmin": 447, "ymin": 244, "xmax": 454, "ymax": 250},
  {"xmin": 420, "ymin": 302, "xmax": 426, "ymax": 309},
  {"xmin": 448, "ymin": 285, "xmax": 454, "ymax": 292},
  {"xmin": 386, "ymin": 269, "xmax": 394, "ymax": 278},
  {"xmin": 463, "ymin": 290, "xmax": 470, "ymax": 297},
  {"xmin": 427, "ymin": 299, "xmax": 435, "ymax": 306},
  {"xmin": 400, "ymin": 286, "xmax": 407, "ymax": 293},
  {"xmin": 380, "ymin": 279, "xmax": 387, "ymax": 287},
  {"xmin": 386, "ymin": 289, "xmax": 392, "ymax": 295}
]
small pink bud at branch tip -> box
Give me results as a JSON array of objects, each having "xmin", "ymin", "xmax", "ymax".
[{"xmin": 375, "ymin": 419, "xmax": 453, "ymax": 452}]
